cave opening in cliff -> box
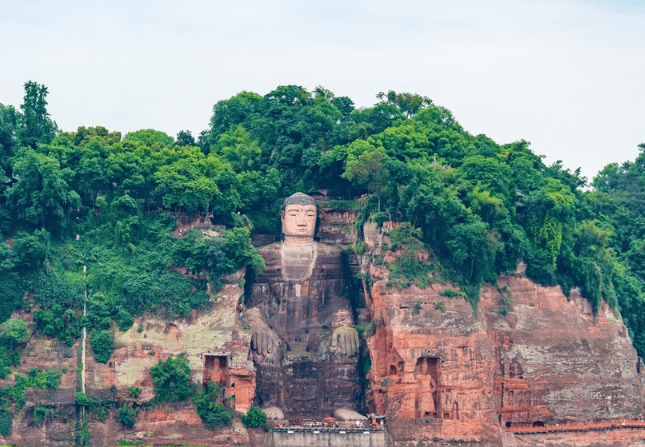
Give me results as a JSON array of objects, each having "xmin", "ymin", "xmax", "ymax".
[
  {"xmin": 415, "ymin": 356, "xmax": 440, "ymax": 381},
  {"xmin": 204, "ymin": 355, "xmax": 228, "ymax": 386}
]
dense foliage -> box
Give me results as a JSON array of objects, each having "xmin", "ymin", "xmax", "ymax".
[
  {"xmin": 0, "ymin": 318, "xmax": 30, "ymax": 379},
  {"xmin": 116, "ymin": 403, "xmax": 138, "ymax": 428},
  {"xmin": 150, "ymin": 354, "xmax": 194, "ymax": 402},
  {"xmin": 193, "ymin": 382, "xmax": 234, "ymax": 430},
  {"xmin": 0, "ymin": 83, "xmax": 264, "ymax": 366},
  {"xmin": 241, "ymin": 403, "xmax": 267, "ymax": 428},
  {"xmin": 90, "ymin": 330, "xmax": 113, "ymax": 363},
  {"xmin": 587, "ymin": 144, "xmax": 645, "ymax": 354},
  {"xmin": 1, "ymin": 80, "xmax": 644, "ymax": 364}
]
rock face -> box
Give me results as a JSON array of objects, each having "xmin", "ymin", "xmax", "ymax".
[
  {"xmin": 366, "ymin": 280, "xmax": 500, "ymax": 442},
  {"xmin": 93, "ymin": 275, "xmax": 255, "ymax": 446},
  {"xmin": 316, "ymin": 207, "xmax": 357, "ymax": 245},
  {"xmin": 4, "ymin": 211, "xmax": 645, "ymax": 447},
  {"xmin": 0, "ymin": 274, "xmax": 255, "ymax": 447},
  {"xmin": 0, "ymin": 314, "xmax": 79, "ymax": 447},
  {"xmin": 484, "ymin": 280, "xmax": 643, "ymax": 427},
  {"xmin": 99, "ymin": 275, "xmax": 255, "ymax": 410},
  {"xmin": 362, "ymin": 221, "xmax": 645, "ymax": 446}
]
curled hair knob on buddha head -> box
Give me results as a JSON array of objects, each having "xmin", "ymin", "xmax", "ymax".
[{"xmin": 280, "ymin": 192, "xmax": 316, "ymax": 213}]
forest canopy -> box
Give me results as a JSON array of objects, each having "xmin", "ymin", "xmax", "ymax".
[{"xmin": 1, "ymin": 81, "xmax": 645, "ymax": 358}]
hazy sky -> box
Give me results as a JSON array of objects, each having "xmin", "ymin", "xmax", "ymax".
[{"xmin": 1, "ymin": 0, "xmax": 643, "ymax": 181}]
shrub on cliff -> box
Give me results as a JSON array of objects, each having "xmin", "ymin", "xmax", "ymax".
[
  {"xmin": 0, "ymin": 318, "xmax": 30, "ymax": 349},
  {"xmin": 241, "ymin": 404, "xmax": 266, "ymax": 428},
  {"xmin": 75, "ymin": 392, "xmax": 99, "ymax": 410},
  {"xmin": 0, "ymin": 366, "xmax": 63, "ymax": 435},
  {"xmin": 387, "ymin": 224, "xmax": 436, "ymax": 289},
  {"xmin": 0, "ymin": 407, "xmax": 11, "ymax": 437},
  {"xmin": 0, "ymin": 318, "xmax": 30, "ymax": 380},
  {"xmin": 30, "ymin": 270, "xmax": 83, "ymax": 346},
  {"xmin": 32, "ymin": 405, "xmax": 55, "ymax": 424},
  {"xmin": 90, "ymin": 330, "xmax": 113, "ymax": 363},
  {"xmin": 116, "ymin": 403, "xmax": 138, "ymax": 428},
  {"xmin": 171, "ymin": 226, "xmax": 265, "ymax": 279},
  {"xmin": 193, "ymin": 382, "xmax": 233, "ymax": 430},
  {"xmin": 150, "ymin": 354, "xmax": 194, "ymax": 402}
]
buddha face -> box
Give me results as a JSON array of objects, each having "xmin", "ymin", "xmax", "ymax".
[{"xmin": 282, "ymin": 204, "xmax": 317, "ymax": 240}]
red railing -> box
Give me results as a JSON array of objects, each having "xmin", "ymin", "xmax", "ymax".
[{"xmin": 507, "ymin": 420, "xmax": 645, "ymax": 434}]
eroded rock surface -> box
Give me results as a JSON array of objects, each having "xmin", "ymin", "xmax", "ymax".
[
  {"xmin": 363, "ymin": 222, "xmax": 645, "ymax": 446},
  {"xmin": 4, "ymin": 212, "xmax": 645, "ymax": 447}
]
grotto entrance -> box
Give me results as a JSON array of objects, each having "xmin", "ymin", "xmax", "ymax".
[{"xmin": 204, "ymin": 355, "xmax": 227, "ymax": 386}]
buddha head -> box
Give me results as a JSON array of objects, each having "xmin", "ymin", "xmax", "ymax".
[{"xmin": 281, "ymin": 192, "xmax": 317, "ymax": 244}]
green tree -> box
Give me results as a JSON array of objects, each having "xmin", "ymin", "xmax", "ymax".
[
  {"xmin": 10, "ymin": 229, "xmax": 50, "ymax": 271},
  {"xmin": 377, "ymin": 90, "xmax": 432, "ymax": 118},
  {"xmin": 5, "ymin": 148, "xmax": 80, "ymax": 233},
  {"xmin": 123, "ymin": 129, "xmax": 174, "ymax": 148},
  {"xmin": 0, "ymin": 318, "xmax": 30, "ymax": 349},
  {"xmin": 343, "ymin": 148, "xmax": 390, "ymax": 210},
  {"xmin": 351, "ymin": 102, "xmax": 404, "ymax": 137},
  {"xmin": 208, "ymin": 91, "xmax": 262, "ymax": 139},
  {"xmin": 446, "ymin": 217, "xmax": 502, "ymax": 287},
  {"xmin": 175, "ymin": 130, "xmax": 195, "ymax": 147},
  {"xmin": 0, "ymin": 103, "xmax": 19, "ymax": 176},
  {"xmin": 155, "ymin": 148, "xmax": 219, "ymax": 212},
  {"xmin": 241, "ymin": 404, "xmax": 266, "ymax": 428},
  {"xmin": 116, "ymin": 403, "xmax": 138, "ymax": 428},
  {"xmin": 151, "ymin": 354, "xmax": 193, "ymax": 402},
  {"xmin": 106, "ymin": 143, "xmax": 155, "ymax": 204},
  {"xmin": 70, "ymin": 126, "xmax": 121, "ymax": 146},
  {"xmin": 90, "ymin": 330, "xmax": 113, "ymax": 363},
  {"xmin": 17, "ymin": 81, "xmax": 57, "ymax": 149},
  {"xmin": 193, "ymin": 382, "xmax": 233, "ymax": 430},
  {"xmin": 521, "ymin": 178, "xmax": 576, "ymax": 280},
  {"xmin": 211, "ymin": 125, "xmax": 261, "ymax": 172},
  {"xmin": 77, "ymin": 140, "xmax": 112, "ymax": 207}
]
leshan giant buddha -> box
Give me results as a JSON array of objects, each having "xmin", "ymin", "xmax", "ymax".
[{"xmin": 245, "ymin": 193, "xmax": 362, "ymax": 419}]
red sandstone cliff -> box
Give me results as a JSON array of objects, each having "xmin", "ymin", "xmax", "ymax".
[
  {"xmin": 3, "ymin": 213, "xmax": 645, "ymax": 447},
  {"xmin": 362, "ymin": 221, "xmax": 645, "ymax": 446}
]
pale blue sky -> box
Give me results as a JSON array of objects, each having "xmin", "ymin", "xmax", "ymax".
[{"xmin": 1, "ymin": 0, "xmax": 643, "ymax": 180}]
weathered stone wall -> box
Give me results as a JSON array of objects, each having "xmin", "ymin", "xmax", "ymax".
[
  {"xmin": 316, "ymin": 207, "xmax": 357, "ymax": 245},
  {"xmin": 362, "ymin": 221, "xmax": 645, "ymax": 446},
  {"xmin": 365, "ymin": 281, "xmax": 501, "ymax": 443},
  {"xmin": 0, "ymin": 309, "xmax": 78, "ymax": 447},
  {"xmin": 482, "ymin": 277, "xmax": 644, "ymax": 427},
  {"xmin": 90, "ymin": 276, "xmax": 254, "ymax": 412},
  {"xmin": 5, "ymin": 212, "xmax": 645, "ymax": 446},
  {"xmin": 0, "ymin": 276, "xmax": 255, "ymax": 447},
  {"xmin": 93, "ymin": 405, "xmax": 252, "ymax": 447},
  {"xmin": 89, "ymin": 275, "xmax": 255, "ymax": 446}
]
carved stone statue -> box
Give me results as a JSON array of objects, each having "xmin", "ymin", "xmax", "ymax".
[
  {"xmin": 245, "ymin": 192, "xmax": 361, "ymax": 419},
  {"xmin": 414, "ymin": 357, "xmax": 438, "ymax": 418}
]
